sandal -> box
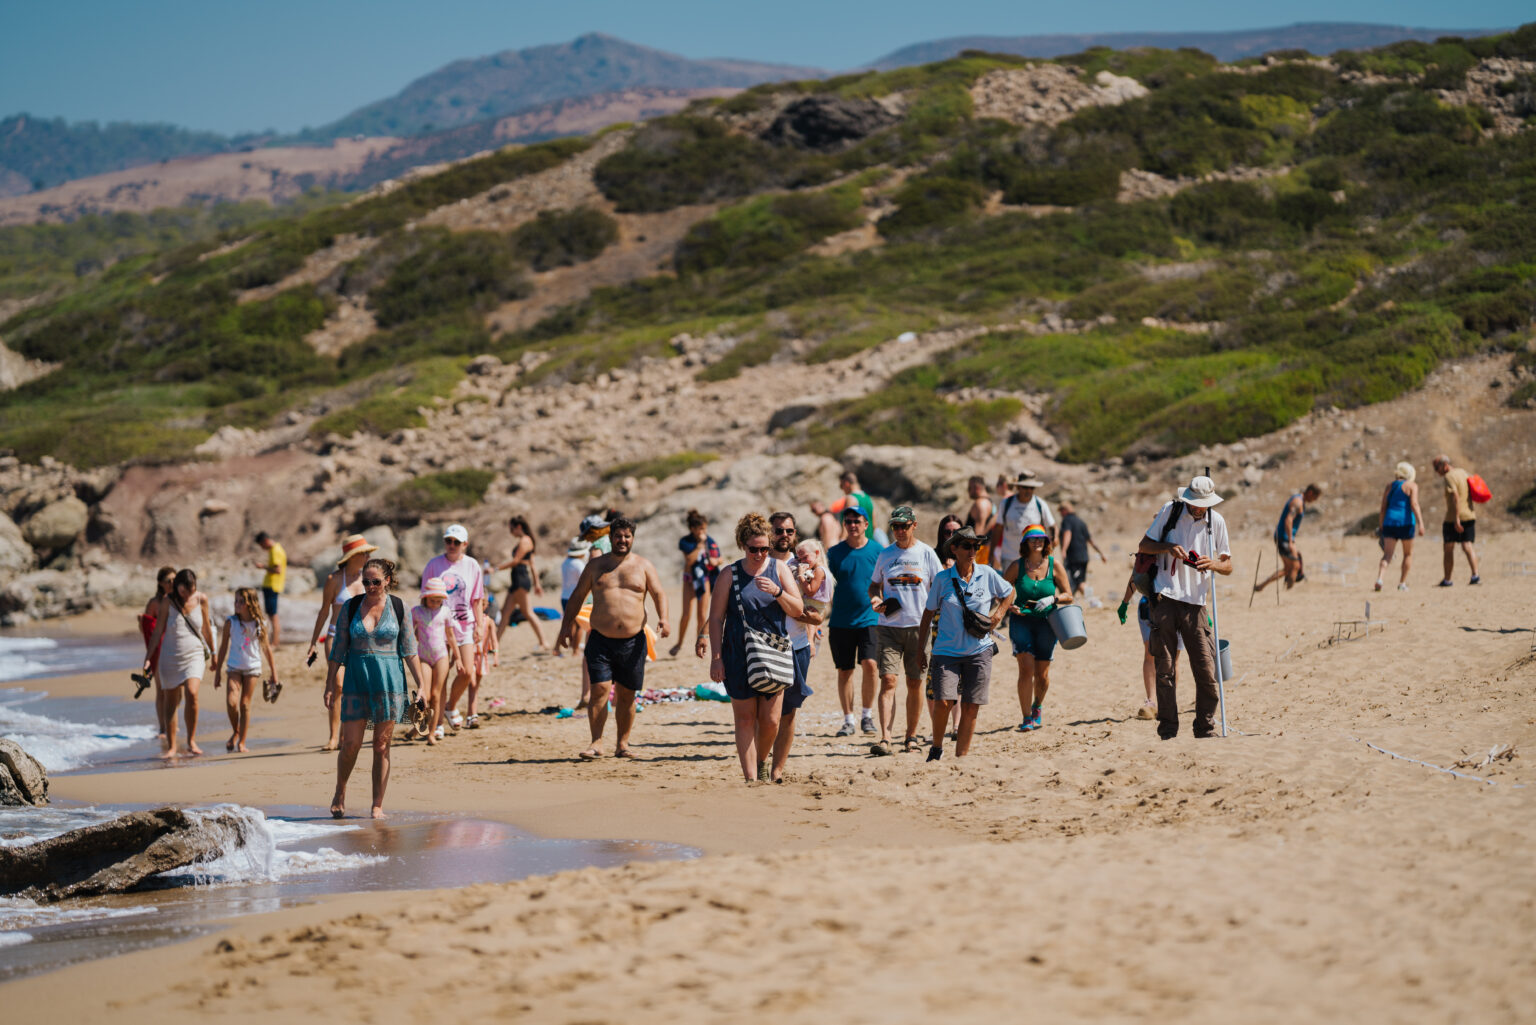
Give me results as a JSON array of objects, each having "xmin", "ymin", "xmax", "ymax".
[
  {"xmin": 464, "ymin": 714, "xmax": 480, "ymax": 729},
  {"xmin": 578, "ymin": 747, "xmax": 603, "ymax": 760},
  {"xmin": 869, "ymin": 740, "xmax": 893, "ymax": 757}
]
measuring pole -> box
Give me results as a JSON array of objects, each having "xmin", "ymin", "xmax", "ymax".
[{"xmin": 1206, "ymin": 465, "xmax": 1228, "ymax": 737}]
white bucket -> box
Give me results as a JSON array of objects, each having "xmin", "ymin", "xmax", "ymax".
[
  {"xmin": 1048, "ymin": 604, "xmax": 1087, "ymax": 650},
  {"xmin": 1217, "ymin": 638, "xmax": 1233, "ymax": 680}
]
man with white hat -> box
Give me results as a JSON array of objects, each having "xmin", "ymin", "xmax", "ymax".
[
  {"xmin": 424, "ymin": 524, "xmax": 486, "ymax": 732},
  {"xmin": 991, "ymin": 469, "xmax": 1055, "ymax": 572},
  {"xmin": 1137, "ymin": 476, "xmax": 1232, "ymax": 739}
]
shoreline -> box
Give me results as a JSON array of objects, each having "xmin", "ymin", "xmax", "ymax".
[{"xmin": 0, "ymin": 533, "xmax": 1532, "ymax": 1021}]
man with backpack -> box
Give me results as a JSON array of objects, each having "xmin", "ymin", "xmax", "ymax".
[
  {"xmin": 991, "ymin": 470, "xmax": 1055, "ymax": 572},
  {"xmin": 1433, "ymin": 455, "xmax": 1482, "ymax": 586},
  {"xmin": 1136, "ymin": 476, "xmax": 1232, "ymax": 740}
]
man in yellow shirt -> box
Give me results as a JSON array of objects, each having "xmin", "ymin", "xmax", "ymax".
[
  {"xmin": 1432, "ymin": 455, "xmax": 1480, "ymax": 587},
  {"xmin": 254, "ymin": 531, "xmax": 287, "ymax": 644}
]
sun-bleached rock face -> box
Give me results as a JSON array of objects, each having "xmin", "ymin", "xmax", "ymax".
[
  {"xmin": 0, "ymin": 511, "xmax": 34, "ymax": 581},
  {"xmin": 0, "ymin": 739, "xmax": 48, "ymax": 806},
  {"xmin": 20, "ymin": 496, "xmax": 89, "ymax": 552},
  {"xmin": 969, "ymin": 65, "xmax": 1148, "ymax": 127}
]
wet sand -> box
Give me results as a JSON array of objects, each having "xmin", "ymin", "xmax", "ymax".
[{"xmin": 2, "ymin": 533, "xmax": 1533, "ymax": 1022}]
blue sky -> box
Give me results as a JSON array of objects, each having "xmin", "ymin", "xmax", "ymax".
[{"xmin": 0, "ymin": 1, "xmax": 1526, "ymax": 134}]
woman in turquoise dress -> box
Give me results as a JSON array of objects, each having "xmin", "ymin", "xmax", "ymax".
[{"xmin": 325, "ymin": 558, "xmax": 425, "ymax": 819}]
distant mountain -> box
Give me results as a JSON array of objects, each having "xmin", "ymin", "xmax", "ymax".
[
  {"xmin": 311, "ymin": 32, "xmax": 820, "ymax": 140},
  {"xmin": 0, "ymin": 115, "xmax": 235, "ymax": 197},
  {"xmin": 868, "ymin": 21, "xmax": 1509, "ymax": 68}
]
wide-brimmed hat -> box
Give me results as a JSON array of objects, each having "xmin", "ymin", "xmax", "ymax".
[
  {"xmin": 565, "ymin": 538, "xmax": 592, "ymax": 557},
  {"xmin": 1176, "ymin": 475, "xmax": 1224, "ymax": 508},
  {"xmin": 1012, "ymin": 470, "xmax": 1045, "ymax": 488},
  {"xmin": 420, "ymin": 576, "xmax": 448, "ymax": 601},
  {"xmin": 443, "ymin": 523, "xmax": 468, "ymax": 542},
  {"xmin": 336, "ymin": 534, "xmax": 379, "ymax": 568},
  {"xmin": 947, "ymin": 525, "xmax": 984, "ymax": 548}
]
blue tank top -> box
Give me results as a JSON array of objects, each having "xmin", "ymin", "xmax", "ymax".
[
  {"xmin": 1274, "ymin": 494, "xmax": 1303, "ymax": 541},
  {"xmin": 1382, "ymin": 479, "xmax": 1415, "ymax": 528}
]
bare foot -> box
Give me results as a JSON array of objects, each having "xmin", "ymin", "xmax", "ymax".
[
  {"xmin": 330, "ymin": 795, "xmax": 345, "ymax": 819},
  {"xmin": 159, "ymin": 747, "xmax": 178, "ymax": 760},
  {"xmin": 370, "ymin": 807, "xmax": 387, "ymax": 820},
  {"xmin": 667, "ymin": 643, "xmax": 682, "ymax": 657},
  {"xmin": 322, "ymin": 741, "xmax": 339, "ymax": 752},
  {"xmin": 186, "ymin": 742, "xmax": 203, "ymax": 756},
  {"xmin": 237, "ymin": 741, "xmax": 248, "ymax": 753},
  {"xmin": 226, "ymin": 735, "xmax": 236, "ymax": 752},
  {"xmin": 578, "ymin": 746, "xmax": 602, "ymax": 760},
  {"xmin": 425, "ymin": 735, "xmax": 437, "ymax": 746}
]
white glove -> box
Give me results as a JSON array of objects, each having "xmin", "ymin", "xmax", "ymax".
[{"xmin": 1033, "ymin": 596, "xmax": 1056, "ymax": 613}]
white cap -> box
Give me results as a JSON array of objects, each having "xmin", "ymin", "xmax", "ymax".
[{"xmin": 443, "ymin": 524, "xmax": 469, "ymax": 542}]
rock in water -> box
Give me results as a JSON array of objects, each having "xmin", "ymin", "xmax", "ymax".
[
  {"xmin": 0, "ymin": 806, "xmax": 257, "ymax": 902},
  {"xmin": 0, "ymin": 739, "xmax": 48, "ymax": 806}
]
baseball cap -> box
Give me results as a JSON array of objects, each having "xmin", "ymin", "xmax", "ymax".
[
  {"xmin": 443, "ymin": 524, "xmax": 469, "ymax": 542},
  {"xmin": 841, "ymin": 505, "xmax": 867, "ymax": 520},
  {"xmin": 889, "ymin": 506, "xmax": 915, "ymax": 525}
]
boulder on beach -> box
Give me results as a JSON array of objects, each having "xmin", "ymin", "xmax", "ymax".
[
  {"xmin": 0, "ymin": 511, "xmax": 34, "ymax": 581},
  {"xmin": 0, "ymin": 806, "xmax": 257, "ymax": 902},
  {"xmin": 0, "ymin": 739, "xmax": 48, "ymax": 806},
  {"xmin": 21, "ymin": 496, "xmax": 89, "ymax": 551}
]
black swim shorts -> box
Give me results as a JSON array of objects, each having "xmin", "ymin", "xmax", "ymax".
[
  {"xmin": 1441, "ymin": 520, "xmax": 1476, "ymax": 544},
  {"xmin": 585, "ymin": 629, "xmax": 647, "ymax": 691},
  {"xmin": 828, "ymin": 625, "xmax": 877, "ymax": 671}
]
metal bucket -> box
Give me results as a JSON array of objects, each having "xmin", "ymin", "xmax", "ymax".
[
  {"xmin": 1217, "ymin": 638, "xmax": 1233, "ymax": 680},
  {"xmin": 1048, "ymin": 603, "xmax": 1087, "ymax": 650}
]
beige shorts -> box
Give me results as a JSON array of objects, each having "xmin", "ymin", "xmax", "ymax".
[
  {"xmin": 929, "ymin": 652, "xmax": 992, "ymax": 705},
  {"xmin": 876, "ymin": 625, "xmax": 924, "ymax": 680}
]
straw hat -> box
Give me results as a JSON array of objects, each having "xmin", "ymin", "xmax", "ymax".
[
  {"xmin": 1012, "ymin": 469, "xmax": 1045, "ymax": 488},
  {"xmin": 1175, "ymin": 476, "xmax": 1224, "ymax": 508},
  {"xmin": 420, "ymin": 576, "xmax": 449, "ymax": 601},
  {"xmin": 1394, "ymin": 461, "xmax": 1416, "ymax": 482},
  {"xmin": 335, "ymin": 534, "xmax": 379, "ymax": 568}
]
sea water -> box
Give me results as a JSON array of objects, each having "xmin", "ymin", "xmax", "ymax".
[{"xmin": 0, "ymin": 804, "xmax": 697, "ymax": 980}]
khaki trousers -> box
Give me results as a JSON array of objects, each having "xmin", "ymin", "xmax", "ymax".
[{"xmin": 1149, "ymin": 597, "xmax": 1219, "ymax": 735}]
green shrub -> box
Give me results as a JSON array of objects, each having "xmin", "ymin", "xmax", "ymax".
[
  {"xmin": 383, "ymin": 469, "xmax": 495, "ymax": 517},
  {"xmin": 510, "ymin": 208, "xmax": 619, "ymax": 271},
  {"xmin": 799, "ymin": 386, "xmax": 1021, "ymax": 457},
  {"xmin": 602, "ymin": 451, "xmax": 719, "ymax": 481},
  {"xmin": 878, "ymin": 176, "xmax": 986, "ymax": 236},
  {"xmin": 675, "ymin": 185, "xmax": 862, "ymax": 274},
  {"xmin": 310, "ymin": 357, "xmax": 465, "ymax": 437},
  {"xmin": 594, "ymin": 117, "xmax": 827, "ymax": 213},
  {"xmin": 370, "ymin": 229, "xmax": 528, "ymax": 327}
]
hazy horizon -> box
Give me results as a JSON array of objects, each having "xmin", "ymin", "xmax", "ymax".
[{"xmin": 0, "ymin": 0, "xmax": 1525, "ymax": 135}]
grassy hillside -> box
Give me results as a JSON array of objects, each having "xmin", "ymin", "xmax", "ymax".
[{"xmin": 2, "ymin": 28, "xmax": 1534, "ymax": 468}]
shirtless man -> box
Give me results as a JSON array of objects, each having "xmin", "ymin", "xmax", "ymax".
[{"xmin": 554, "ymin": 517, "xmax": 669, "ymax": 760}]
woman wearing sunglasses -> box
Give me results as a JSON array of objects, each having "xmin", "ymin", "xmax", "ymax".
[
  {"xmin": 699, "ymin": 512, "xmax": 804, "ymax": 783},
  {"xmin": 325, "ymin": 558, "xmax": 427, "ymax": 819}
]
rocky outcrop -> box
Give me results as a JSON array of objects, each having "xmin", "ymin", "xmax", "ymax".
[
  {"xmin": 0, "ymin": 558, "xmax": 142, "ymax": 626},
  {"xmin": 0, "ymin": 739, "xmax": 48, "ymax": 806},
  {"xmin": 0, "ymin": 806, "xmax": 258, "ymax": 902},
  {"xmin": 969, "ymin": 66, "xmax": 1148, "ymax": 128},
  {"xmin": 0, "ymin": 511, "xmax": 33, "ymax": 580},
  {"xmin": 20, "ymin": 496, "xmax": 89, "ymax": 551},
  {"xmin": 763, "ymin": 96, "xmax": 903, "ymax": 151},
  {"xmin": 841, "ymin": 445, "xmax": 991, "ymax": 509}
]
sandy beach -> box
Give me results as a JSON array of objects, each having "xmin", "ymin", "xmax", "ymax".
[{"xmin": 2, "ymin": 531, "xmax": 1533, "ymax": 1023}]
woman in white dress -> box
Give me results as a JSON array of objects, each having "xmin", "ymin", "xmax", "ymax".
[{"xmin": 142, "ymin": 568, "xmax": 215, "ymax": 758}]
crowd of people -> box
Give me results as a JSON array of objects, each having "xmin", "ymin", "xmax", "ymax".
[{"xmin": 130, "ymin": 452, "xmax": 1490, "ymax": 810}]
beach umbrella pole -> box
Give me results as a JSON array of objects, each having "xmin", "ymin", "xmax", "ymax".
[{"xmin": 1207, "ymin": 466, "xmax": 1228, "ymax": 737}]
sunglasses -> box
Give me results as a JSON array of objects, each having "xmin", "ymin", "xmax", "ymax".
[
  {"xmin": 891, "ymin": 523, "xmax": 913, "ymax": 530},
  {"xmin": 362, "ymin": 578, "xmax": 385, "ymax": 588},
  {"xmin": 772, "ymin": 526, "xmax": 796, "ymax": 535},
  {"xmin": 951, "ymin": 541, "xmax": 979, "ymax": 550},
  {"xmin": 444, "ymin": 538, "xmax": 465, "ymax": 546},
  {"xmin": 746, "ymin": 545, "xmax": 771, "ymax": 555}
]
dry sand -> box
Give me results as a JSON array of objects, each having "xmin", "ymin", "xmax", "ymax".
[{"xmin": 2, "ymin": 531, "xmax": 1533, "ymax": 1022}]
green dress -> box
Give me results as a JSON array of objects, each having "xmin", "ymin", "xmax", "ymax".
[{"xmin": 328, "ymin": 597, "xmax": 416, "ymax": 727}]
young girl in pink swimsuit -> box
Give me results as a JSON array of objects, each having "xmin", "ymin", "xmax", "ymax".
[{"xmin": 411, "ymin": 577, "xmax": 461, "ymax": 745}]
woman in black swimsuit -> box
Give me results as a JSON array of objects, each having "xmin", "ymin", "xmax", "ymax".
[{"xmin": 496, "ymin": 516, "xmax": 548, "ymax": 652}]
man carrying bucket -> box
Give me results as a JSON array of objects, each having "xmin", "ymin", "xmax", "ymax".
[{"xmin": 1137, "ymin": 476, "xmax": 1232, "ymax": 740}]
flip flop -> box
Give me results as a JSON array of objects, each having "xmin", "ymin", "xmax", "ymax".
[
  {"xmin": 615, "ymin": 747, "xmax": 641, "ymax": 760},
  {"xmin": 578, "ymin": 747, "xmax": 603, "ymax": 760}
]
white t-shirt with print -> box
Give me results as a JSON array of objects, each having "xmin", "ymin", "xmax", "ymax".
[
  {"xmin": 871, "ymin": 541, "xmax": 943, "ymax": 629},
  {"xmin": 998, "ymin": 493, "xmax": 1056, "ymax": 566},
  {"xmin": 1143, "ymin": 501, "xmax": 1230, "ymax": 607},
  {"xmin": 421, "ymin": 554, "xmax": 484, "ymax": 645}
]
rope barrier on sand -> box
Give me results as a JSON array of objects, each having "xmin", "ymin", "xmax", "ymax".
[{"xmin": 1348, "ymin": 736, "xmax": 1514, "ymax": 786}]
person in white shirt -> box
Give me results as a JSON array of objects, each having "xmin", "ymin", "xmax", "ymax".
[
  {"xmin": 867, "ymin": 506, "xmax": 944, "ymax": 754},
  {"xmin": 991, "ymin": 469, "xmax": 1056, "ymax": 571},
  {"xmin": 559, "ymin": 538, "xmax": 593, "ymax": 708},
  {"xmin": 1136, "ymin": 476, "xmax": 1233, "ymax": 739}
]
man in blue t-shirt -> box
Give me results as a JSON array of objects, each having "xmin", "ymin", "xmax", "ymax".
[{"xmin": 826, "ymin": 506, "xmax": 884, "ymax": 737}]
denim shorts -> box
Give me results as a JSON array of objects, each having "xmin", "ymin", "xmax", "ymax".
[{"xmin": 1008, "ymin": 614, "xmax": 1056, "ymax": 662}]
